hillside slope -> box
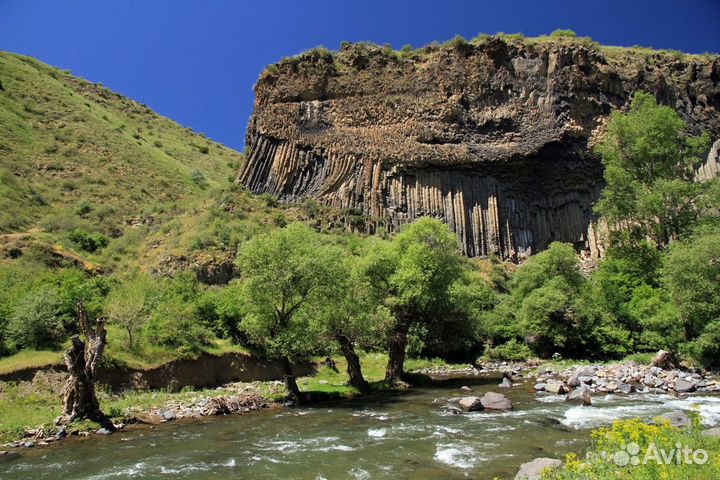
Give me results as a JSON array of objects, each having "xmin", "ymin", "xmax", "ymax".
[
  {"xmin": 0, "ymin": 52, "xmax": 243, "ymax": 230},
  {"xmin": 0, "ymin": 52, "xmax": 282, "ymax": 277}
]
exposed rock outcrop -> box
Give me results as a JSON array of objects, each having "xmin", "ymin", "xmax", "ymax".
[{"xmin": 239, "ymin": 38, "xmax": 719, "ymax": 259}]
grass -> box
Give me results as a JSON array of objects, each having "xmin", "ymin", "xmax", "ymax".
[
  {"xmin": 297, "ymin": 352, "xmax": 468, "ymax": 399},
  {"xmin": 0, "ymin": 350, "xmax": 63, "ymax": 375}
]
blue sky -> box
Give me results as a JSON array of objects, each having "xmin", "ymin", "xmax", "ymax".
[{"xmin": 2, "ymin": 0, "xmax": 719, "ymax": 151}]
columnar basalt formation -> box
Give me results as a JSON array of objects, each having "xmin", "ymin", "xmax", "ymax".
[{"xmin": 238, "ymin": 38, "xmax": 720, "ymax": 259}]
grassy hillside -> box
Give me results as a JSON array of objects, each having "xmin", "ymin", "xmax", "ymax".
[{"xmin": 0, "ymin": 51, "xmax": 292, "ymax": 273}]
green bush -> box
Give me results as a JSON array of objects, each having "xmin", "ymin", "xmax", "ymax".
[
  {"xmin": 74, "ymin": 200, "xmax": 93, "ymax": 217},
  {"xmin": 5, "ymin": 289, "xmax": 65, "ymax": 351},
  {"xmin": 484, "ymin": 339, "xmax": 532, "ymax": 361},
  {"xmin": 551, "ymin": 29, "xmax": 577, "ymax": 38},
  {"xmin": 143, "ymin": 296, "xmax": 211, "ymax": 357},
  {"xmin": 195, "ymin": 283, "xmax": 245, "ymax": 342},
  {"xmin": 191, "ymin": 169, "xmax": 208, "ymax": 188},
  {"xmin": 67, "ymin": 228, "xmax": 109, "ymax": 252},
  {"xmin": 683, "ymin": 321, "xmax": 720, "ymax": 369}
]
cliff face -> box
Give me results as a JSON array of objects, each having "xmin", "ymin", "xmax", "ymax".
[{"xmin": 238, "ymin": 38, "xmax": 720, "ymax": 259}]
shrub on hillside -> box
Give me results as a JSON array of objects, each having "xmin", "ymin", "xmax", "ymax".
[
  {"xmin": 143, "ymin": 296, "xmax": 211, "ymax": 357},
  {"xmin": 551, "ymin": 29, "xmax": 577, "ymax": 38},
  {"xmin": 5, "ymin": 289, "xmax": 65, "ymax": 351},
  {"xmin": 67, "ymin": 228, "xmax": 109, "ymax": 252}
]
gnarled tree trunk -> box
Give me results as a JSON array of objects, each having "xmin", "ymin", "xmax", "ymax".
[
  {"xmin": 59, "ymin": 302, "xmax": 114, "ymax": 430},
  {"xmin": 335, "ymin": 334, "xmax": 368, "ymax": 391},
  {"xmin": 385, "ymin": 319, "xmax": 411, "ymax": 385},
  {"xmin": 282, "ymin": 357, "xmax": 303, "ymax": 405}
]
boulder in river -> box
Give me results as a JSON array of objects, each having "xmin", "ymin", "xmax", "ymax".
[
  {"xmin": 674, "ymin": 378, "xmax": 696, "ymax": 393},
  {"xmin": 499, "ymin": 377, "xmax": 513, "ymax": 389},
  {"xmin": 655, "ymin": 410, "xmax": 691, "ymax": 428},
  {"xmin": 459, "ymin": 385, "xmax": 472, "ymax": 392},
  {"xmin": 458, "ymin": 396, "xmax": 483, "ymax": 412},
  {"xmin": 533, "ymin": 383, "xmax": 546, "ymax": 391},
  {"xmin": 545, "ymin": 382, "xmax": 567, "ymax": 395},
  {"xmin": 514, "ymin": 457, "xmax": 563, "ymax": 480},
  {"xmin": 565, "ymin": 386, "xmax": 592, "ymax": 406},
  {"xmin": 480, "ymin": 391, "xmax": 512, "ymax": 410}
]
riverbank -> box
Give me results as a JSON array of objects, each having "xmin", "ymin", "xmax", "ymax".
[
  {"xmin": 2, "ymin": 351, "xmax": 719, "ymax": 460},
  {"xmin": 0, "ymin": 352, "xmax": 469, "ymax": 447},
  {"xmin": 3, "ymin": 367, "xmax": 720, "ymax": 480}
]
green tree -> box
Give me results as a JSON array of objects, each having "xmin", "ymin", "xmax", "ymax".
[
  {"xmin": 594, "ymin": 92, "xmax": 713, "ymax": 249},
  {"xmin": 663, "ymin": 226, "xmax": 720, "ymax": 341},
  {"xmin": 511, "ymin": 242, "xmax": 586, "ymax": 357},
  {"xmin": 236, "ymin": 223, "xmax": 339, "ymax": 402},
  {"xmin": 143, "ymin": 295, "xmax": 211, "ymax": 357},
  {"xmin": 104, "ymin": 274, "xmax": 159, "ymax": 348},
  {"xmin": 311, "ymin": 255, "xmax": 388, "ymax": 391},
  {"xmin": 361, "ymin": 218, "xmax": 462, "ymax": 384},
  {"xmin": 6, "ymin": 288, "xmax": 65, "ymax": 351}
]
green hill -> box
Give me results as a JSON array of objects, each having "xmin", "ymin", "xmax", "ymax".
[{"xmin": 0, "ymin": 51, "xmax": 287, "ymax": 275}]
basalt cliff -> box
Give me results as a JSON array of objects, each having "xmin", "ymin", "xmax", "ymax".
[{"xmin": 238, "ymin": 38, "xmax": 720, "ymax": 260}]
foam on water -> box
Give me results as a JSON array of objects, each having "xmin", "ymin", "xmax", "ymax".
[
  {"xmin": 434, "ymin": 443, "xmax": 483, "ymax": 469},
  {"xmin": 562, "ymin": 403, "xmax": 672, "ymax": 429},
  {"xmin": 368, "ymin": 428, "xmax": 387, "ymax": 438}
]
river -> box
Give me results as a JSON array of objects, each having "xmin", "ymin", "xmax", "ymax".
[{"xmin": 2, "ymin": 374, "xmax": 720, "ymax": 479}]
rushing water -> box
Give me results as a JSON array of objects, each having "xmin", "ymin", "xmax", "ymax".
[{"xmin": 3, "ymin": 375, "xmax": 720, "ymax": 479}]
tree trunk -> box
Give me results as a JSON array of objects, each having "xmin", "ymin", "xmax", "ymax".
[
  {"xmin": 385, "ymin": 320, "xmax": 411, "ymax": 385},
  {"xmin": 336, "ymin": 334, "xmax": 368, "ymax": 391},
  {"xmin": 59, "ymin": 302, "xmax": 114, "ymax": 430},
  {"xmin": 282, "ymin": 357, "xmax": 303, "ymax": 405}
]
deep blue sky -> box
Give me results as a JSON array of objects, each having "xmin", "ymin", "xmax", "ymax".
[{"xmin": 2, "ymin": 1, "xmax": 719, "ymax": 151}]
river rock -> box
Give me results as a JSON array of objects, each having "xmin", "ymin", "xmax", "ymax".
[
  {"xmin": 567, "ymin": 374, "xmax": 580, "ymax": 387},
  {"xmin": 458, "ymin": 396, "xmax": 483, "ymax": 412},
  {"xmin": 534, "ymin": 383, "xmax": 547, "ymax": 391},
  {"xmin": 701, "ymin": 427, "xmax": 720, "ymax": 438},
  {"xmin": 133, "ymin": 413, "xmax": 164, "ymax": 425},
  {"xmin": 565, "ymin": 386, "xmax": 592, "ymax": 406},
  {"xmin": 674, "ymin": 378, "xmax": 696, "ymax": 393},
  {"xmin": 161, "ymin": 410, "xmax": 177, "ymax": 421},
  {"xmin": 514, "ymin": 457, "xmax": 563, "ymax": 480},
  {"xmin": 655, "ymin": 410, "xmax": 691, "ymax": 428},
  {"xmin": 499, "ymin": 377, "xmax": 513, "ymax": 389},
  {"xmin": 545, "ymin": 382, "xmax": 567, "ymax": 395},
  {"xmin": 460, "ymin": 385, "xmax": 472, "ymax": 392},
  {"xmin": 577, "ymin": 375, "xmax": 593, "ymax": 385},
  {"xmin": 96, "ymin": 428, "xmax": 113, "ymax": 435},
  {"xmin": 617, "ymin": 382, "xmax": 632, "ymax": 394},
  {"xmin": 480, "ymin": 392, "xmax": 512, "ymax": 411}
]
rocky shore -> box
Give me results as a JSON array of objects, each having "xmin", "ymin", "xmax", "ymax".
[
  {"xmin": 533, "ymin": 360, "xmax": 719, "ymax": 397},
  {"xmin": 1, "ymin": 381, "xmax": 274, "ymax": 451}
]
